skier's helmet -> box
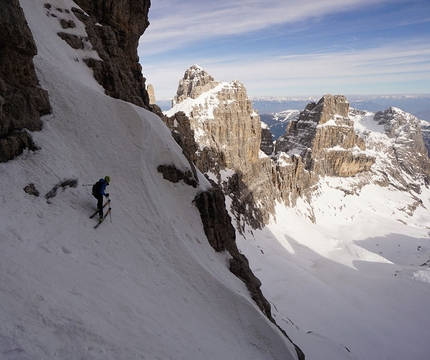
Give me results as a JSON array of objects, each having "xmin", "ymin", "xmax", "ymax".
[{"xmin": 105, "ymin": 175, "xmax": 111, "ymax": 184}]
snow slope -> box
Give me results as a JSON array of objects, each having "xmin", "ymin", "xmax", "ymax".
[
  {"xmin": 0, "ymin": 1, "xmax": 299, "ymax": 359},
  {"xmin": 238, "ymin": 163, "xmax": 430, "ymax": 358}
]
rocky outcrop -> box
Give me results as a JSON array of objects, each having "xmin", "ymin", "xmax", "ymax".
[
  {"xmin": 367, "ymin": 107, "xmax": 430, "ymax": 190},
  {"xmin": 0, "ymin": 0, "xmax": 51, "ymax": 162},
  {"xmin": 147, "ymin": 84, "xmax": 156, "ymax": 105},
  {"xmin": 275, "ymin": 95, "xmax": 375, "ymax": 177},
  {"xmin": 165, "ymin": 66, "xmax": 273, "ymax": 228},
  {"xmin": 59, "ymin": 0, "xmax": 152, "ymax": 108},
  {"xmin": 170, "ymin": 66, "xmax": 262, "ymax": 173},
  {"xmin": 420, "ymin": 121, "xmax": 430, "ymax": 156},
  {"xmin": 260, "ymin": 122, "xmax": 274, "ymax": 155},
  {"xmin": 157, "ymin": 164, "xmax": 198, "ymax": 188},
  {"xmin": 173, "ymin": 65, "xmax": 220, "ymax": 105}
]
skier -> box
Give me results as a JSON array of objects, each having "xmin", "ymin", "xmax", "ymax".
[{"xmin": 92, "ymin": 176, "xmax": 110, "ymax": 221}]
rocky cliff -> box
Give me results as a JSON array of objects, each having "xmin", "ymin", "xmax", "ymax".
[
  {"xmin": 275, "ymin": 95, "xmax": 375, "ymax": 177},
  {"xmin": 64, "ymin": 0, "xmax": 152, "ymax": 109},
  {"xmin": 165, "ymin": 70, "xmax": 374, "ymax": 226},
  {"xmin": 165, "ymin": 65, "xmax": 277, "ymax": 229},
  {"xmin": 351, "ymin": 107, "xmax": 430, "ymax": 192},
  {"xmin": 165, "ymin": 68, "xmax": 430, "ymax": 228},
  {"xmin": 0, "ymin": 0, "xmax": 156, "ymax": 163},
  {"xmin": 0, "ymin": 0, "xmax": 51, "ymax": 162},
  {"xmin": 169, "ymin": 65, "xmax": 262, "ymax": 173}
]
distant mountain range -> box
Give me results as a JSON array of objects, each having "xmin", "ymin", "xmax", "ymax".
[
  {"xmin": 158, "ymin": 95, "xmax": 430, "ymax": 122},
  {"xmin": 259, "ymin": 110, "xmax": 300, "ymax": 139},
  {"xmin": 250, "ymin": 94, "xmax": 430, "ymax": 121}
]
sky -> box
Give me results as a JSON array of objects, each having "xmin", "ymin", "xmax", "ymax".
[{"xmin": 138, "ymin": 0, "xmax": 430, "ymax": 99}]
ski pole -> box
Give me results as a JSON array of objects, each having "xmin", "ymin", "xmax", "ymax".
[{"xmin": 82, "ymin": 184, "xmax": 93, "ymax": 186}]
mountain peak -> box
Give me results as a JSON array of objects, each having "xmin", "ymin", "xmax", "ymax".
[
  {"xmin": 173, "ymin": 65, "xmax": 218, "ymax": 105},
  {"xmin": 301, "ymin": 94, "xmax": 350, "ymax": 124}
]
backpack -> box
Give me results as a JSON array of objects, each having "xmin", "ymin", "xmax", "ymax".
[{"xmin": 92, "ymin": 181, "xmax": 101, "ymax": 196}]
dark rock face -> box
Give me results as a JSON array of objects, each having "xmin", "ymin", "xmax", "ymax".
[
  {"xmin": 71, "ymin": 0, "xmax": 151, "ymax": 108},
  {"xmin": 0, "ymin": 0, "xmax": 51, "ymax": 162},
  {"xmin": 23, "ymin": 183, "xmax": 39, "ymax": 197},
  {"xmin": 260, "ymin": 126, "xmax": 274, "ymax": 155},
  {"xmin": 157, "ymin": 164, "xmax": 198, "ymax": 188},
  {"xmin": 193, "ymin": 184, "xmax": 272, "ymax": 316}
]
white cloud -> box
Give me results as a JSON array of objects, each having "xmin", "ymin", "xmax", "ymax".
[
  {"xmin": 143, "ymin": 41, "xmax": 430, "ymax": 98},
  {"xmin": 141, "ymin": 0, "xmax": 393, "ymax": 55}
]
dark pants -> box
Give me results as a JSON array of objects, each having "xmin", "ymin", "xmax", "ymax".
[{"xmin": 95, "ymin": 193, "xmax": 104, "ymax": 218}]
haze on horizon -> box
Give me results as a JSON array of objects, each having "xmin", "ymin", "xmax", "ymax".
[{"xmin": 138, "ymin": 0, "xmax": 430, "ymax": 100}]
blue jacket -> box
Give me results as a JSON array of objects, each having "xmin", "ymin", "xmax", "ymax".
[{"xmin": 99, "ymin": 178, "xmax": 108, "ymax": 196}]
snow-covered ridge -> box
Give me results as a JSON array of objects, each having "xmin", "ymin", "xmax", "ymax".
[{"xmin": 165, "ymin": 82, "xmax": 227, "ymax": 119}]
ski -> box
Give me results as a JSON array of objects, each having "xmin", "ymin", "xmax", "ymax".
[
  {"xmin": 94, "ymin": 207, "xmax": 112, "ymax": 229},
  {"xmin": 89, "ymin": 199, "xmax": 111, "ymax": 219}
]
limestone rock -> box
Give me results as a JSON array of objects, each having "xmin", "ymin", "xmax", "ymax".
[
  {"xmin": 260, "ymin": 122, "xmax": 274, "ymax": 155},
  {"xmin": 173, "ymin": 65, "xmax": 219, "ymax": 105},
  {"xmin": 368, "ymin": 107, "xmax": 430, "ymax": 189},
  {"xmin": 70, "ymin": 0, "xmax": 151, "ymax": 108},
  {"xmin": 147, "ymin": 84, "xmax": 156, "ymax": 105},
  {"xmin": 420, "ymin": 121, "xmax": 430, "ymax": 156},
  {"xmin": 0, "ymin": 0, "xmax": 51, "ymax": 162},
  {"xmin": 275, "ymin": 94, "xmax": 375, "ymax": 177},
  {"xmin": 169, "ymin": 66, "xmax": 261, "ymax": 173},
  {"xmin": 165, "ymin": 66, "xmax": 275, "ymax": 228}
]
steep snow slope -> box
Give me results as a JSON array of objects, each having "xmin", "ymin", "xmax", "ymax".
[{"xmin": 0, "ymin": 1, "xmax": 299, "ymax": 359}]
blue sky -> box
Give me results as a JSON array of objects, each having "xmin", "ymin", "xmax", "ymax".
[{"xmin": 138, "ymin": 0, "xmax": 430, "ymax": 100}]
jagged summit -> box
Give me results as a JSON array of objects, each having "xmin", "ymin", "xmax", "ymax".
[
  {"xmin": 166, "ymin": 68, "xmax": 260, "ymax": 174},
  {"xmin": 173, "ymin": 65, "xmax": 220, "ymax": 105},
  {"xmin": 352, "ymin": 106, "xmax": 430, "ymax": 188},
  {"xmin": 299, "ymin": 94, "xmax": 350, "ymax": 124},
  {"xmin": 275, "ymin": 94, "xmax": 374, "ymax": 177}
]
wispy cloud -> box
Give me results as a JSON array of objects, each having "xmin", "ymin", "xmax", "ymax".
[
  {"xmin": 140, "ymin": 0, "xmax": 392, "ymax": 54},
  {"xmin": 144, "ymin": 41, "xmax": 430, "ymax": 98},
  {"xmin": 139, "ymin": 0, "xmax": 430, "ymax": 98}
]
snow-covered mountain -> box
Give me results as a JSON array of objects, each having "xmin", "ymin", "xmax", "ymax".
[
  {"xmin": 164, "ymin": 68, "xmax": 430, "ymax": 360},
  {"xmin": 251, "ymin": 95, "xmax": 430, "ymax": 121},
  {"xmin": 2, "ymin": 2, "xmax": 430, "ymax": 360}
]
